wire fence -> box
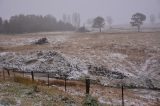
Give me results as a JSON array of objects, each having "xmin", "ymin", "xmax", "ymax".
[{"xmin": 0, "ymin": 68, "xmax": 125, "ymax": 106}]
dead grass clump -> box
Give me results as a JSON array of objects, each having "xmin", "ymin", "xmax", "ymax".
[
  {"xmin": 37, "ymin": 79, "xmax": 46, "ymax": 86},
  {"xmin": 13, "ymin": 76, "xmax": 85, "ymax": 88},
  {"xmin": 82, "ymin": 94, "xmax": 99, "ymax": 106},
  {"xmin": 4, "ymin": 44, "xmax": 52, "ymax": 52},
  {"xmin": 49, "ymin": 79, "xmax": 85, "ymax": 87},
  {"xmin": 14, "ymin": 76, "xmax": 38, "ymax": 86},
  {"xmin": 0, "ymin": 97, "xmax": 16, "ymax": 106},
  {"xmin": 38, "ymin": 85, "xmax": 62, "ymax": 95},
  {"xmin": 0, "ymin": 46, "xmax": 5, "ymax": 51},
  {"xmin": 67, "ymin": 80, "xmax": 85, "ymax": 87}
]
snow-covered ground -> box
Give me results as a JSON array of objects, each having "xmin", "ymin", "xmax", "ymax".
[
  {"xmin": 0, "ymin": 32, "xmax": 160, "ymax": 89},
  {"xmin": 0, "ymin": 31, "xmax": 160, "ymax": 105}
]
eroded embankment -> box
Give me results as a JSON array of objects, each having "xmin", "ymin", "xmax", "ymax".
[{"xmin": 0, "ymin": 50, "xmax": 160, "ymax": 90}]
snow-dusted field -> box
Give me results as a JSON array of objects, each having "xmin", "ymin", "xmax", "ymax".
[{"xmin": 0, "ymin": 31, "xmax": 160, "ymax": 105}]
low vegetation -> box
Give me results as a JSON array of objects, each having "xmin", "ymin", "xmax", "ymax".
[{"xmin": 0, "ymin": 31, "xmax": 160, "ymax": 105}]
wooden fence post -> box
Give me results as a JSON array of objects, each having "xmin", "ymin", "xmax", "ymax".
[
  {"xmin": 3, "ymin": 70, "xmax": 5, "ymax": 80},
  {"xmin": 7, "ymin": 70, "xmax": 10, "ymax": 77},
  {"xmin": 122, "ymin": 85, "xmax": 124, "ymax": 106},
  {"xmin": 64, "ymin": 75, "xmax": 67, "ymax": 92},
  {"xmin": 31, "ymin": 71, "xmax": 34, "ymax": 81},
  {"xmin": 48, "ymin": 73, "xmax": 49, "ymax": 87},
  {"xmin": 23, "ymin": 71, "xmax": 24, "ymax": 77},
  {"xmin": 86, "ymin": 77, "xmax": 90, "ymax": 95},
  {"xmin": 13, "ymin": 70, "xmax": 15, "ymax": 81}
]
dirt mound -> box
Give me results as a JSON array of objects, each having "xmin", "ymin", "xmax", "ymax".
[{"xmin": 0, "ymin": 51, "xmax": 88, "ymax": 79}]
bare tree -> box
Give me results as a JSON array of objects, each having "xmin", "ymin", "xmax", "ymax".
[
  {"xmin": 67, "ymin": 15, "xmax": 71, "ymax": 24},
  {"xmin": 0, "ymin": 17, "xmax": 2, "ymax": 25},
  {"xmin": 62, "ymin": 14, "xmax": 71, "ymax": 24},
  {"xmin": 159, "ymin": 13, "xmax": 160, "ymax": 21},
  {"xmin": 86, "ymin": 18, "xmax": 92, "ymax": 25},
  {"xmin": 62, "ymin": 14, "xmax": 67, "ymax": 23},
  {"xmin": 130, "ymin": 13, "xmax": 146, "ymax": 32},
  {"xmin": 0, "ymin": 17, "xmax": 2, "ymax": 32},
  {"xmin": 106, "ymin": 16, "xmax": 113, "ymax": 29},
  {"xmin": 72, "ymin": 12, "xmax": 80, "ymax": 29},
  {"xmin": 150, "ymin": 14, "xmax": 156, "ymax": 24},
  {"xmin": 92, "ymin": 16, "xmax": 105, "ymax": 32},
  {"xmin": 85, "ymin": 18, "xmax": 93, "ymax": 27}
]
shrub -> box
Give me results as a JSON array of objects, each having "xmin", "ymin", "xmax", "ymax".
[
  {"xmin": 0, "ymin": 97, "xmax": 16, "ymax": 106},
  {"xmin": 82, "ymin": 95, "xmax": 99, "ymax": 106},
  {"xmin": 33, "ymin": 84, "xmax": 40, "ymax": 92}
]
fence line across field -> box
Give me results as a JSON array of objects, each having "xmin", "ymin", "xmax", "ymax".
[{"xmin": 0, "ymin": 69, "xmax": 125, "ymax": 106}]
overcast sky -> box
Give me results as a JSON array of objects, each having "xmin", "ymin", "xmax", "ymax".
[{"xmin": 0, "ymin": 0, "xmax": 160, "ymax": 25}]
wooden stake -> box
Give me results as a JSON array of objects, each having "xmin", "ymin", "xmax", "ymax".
[
  {"xmin": 7, "ymin": 70, "xmax": 10, "ymax": 77},
  {"xmin": 86, "ymin": 78, "xmax": 90, "ymax": 94},
  {"xmin": 48, "ymin": 73, "xmax": 49, "ymax": 87},
  {"xmin": 31, "ymin": 71, "xmax": 34, "ymax": 81},
  {"xmin": 122, "ymin": 85, "xmax": 124, "ymax": 106},
  {"xmin": 23, "ymin": 71, "xmax": 24, "ymax": 77},
  {"xmin": 64, "ymin": 75, "xmax": 67, "ymax": 92}
]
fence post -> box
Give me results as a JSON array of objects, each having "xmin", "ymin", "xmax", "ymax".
[
  {"xmin": 86, "ymin": 77, "xmax": 90, "ymax": 95},
  {"xmin": 7, "ymin": 70, "xmax": 10, "ymax": 77},
  {"xmin": 0, "ymin": 70, "xmax": 1, "ymax": 78},
  {"xmin": 23, "ymin": 71, "xmax": 24, "ymax": 77},
  {"xmin": 13, "ymin": 70, "xmax": 15, "ymax": 81},
  {"xmin": 3, "ymin": 70, "xmax": 5, "ymax": 80},
  {"xmin": 48, "ymin": 73, "xmax": 49, "ymax": 87},
  {"xmin": 31, "ymin": 71, "xmax": 34, "ymax": 81},
  {"xmin": 64, "ymin": 75, "xmax": 67, "ymax": 92},
  {"xmin": 122, "ymin": 85, "xmax": 124, "ymax": 106}
]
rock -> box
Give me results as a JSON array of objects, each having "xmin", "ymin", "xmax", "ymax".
[{"xmin": 34, "ymin": 37, "xmax": 49, "ymax": 45}]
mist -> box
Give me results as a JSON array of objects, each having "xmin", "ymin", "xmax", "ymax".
[{"xmin": 0, "ymin": 0, "xmax": 160, "ymax": 25}]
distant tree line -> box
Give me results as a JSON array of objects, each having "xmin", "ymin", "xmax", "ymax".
[
  {"xmin": 0, "ymin": 14, "xmax": 75, "ymax": 34},
  {"xmin": 62, "ymin": 12, "xmax": 81, "ymax": 29},
  {"xmin": 91, "ymin": 12, "xmax": 160, "ymax": 32},
  {"xmin": 92, "ymin": 12, "xmax": 148, "ymax": 32}
]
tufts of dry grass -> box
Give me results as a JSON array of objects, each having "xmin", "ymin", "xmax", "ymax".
[
  {"xmin": 13, "ymin": 75, "xmax": 85, "ymax": 93},
  {"xmin": 14, "ymin": 76, "xmax": 39, "ymax": 86},
  {"xmin": 49, "ymin": 79, "xmax": 85, "ymax": 87}
]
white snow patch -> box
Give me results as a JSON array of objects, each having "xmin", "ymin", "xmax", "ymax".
[
  {"xmin": 109, "ymin": 53, "xmax": 127, "ymax": 60},
  {"xmin": 0, "ymin": 52, "xmax": 15, "ymax": 56},
  {"xmin": 98, "ymin": 97, "xmax": 107, "ymax": 104}
]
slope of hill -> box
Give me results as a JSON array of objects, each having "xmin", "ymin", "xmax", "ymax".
[{"xmin": 0, "ymin": 32, "xmax": 160, "ymax": 89}]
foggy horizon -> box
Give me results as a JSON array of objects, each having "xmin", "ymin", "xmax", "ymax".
[{"xmin": 0, "ymin": 0, "xmax": 160, "ymax": 25}]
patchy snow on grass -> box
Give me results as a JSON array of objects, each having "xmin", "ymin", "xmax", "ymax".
[
  {"xmin": 109, "ymin": 53, "xmax": 128, "ymax": 60},
  {"xmin": 0, "ymin": 51, "xmax": 89, "ymax": 79},
  {"xmin": 98, "ymin": 97, "xmax": 107, "ymax": 104},
  {"xmin": 47, "ymin": 35, "xmax": 70, "ymax": 44},
  {"xmin": 0, "ymin": 52, "xmax": 15, "ymax": 56},
  {"xmin": 64, "ymin": 55, "xmax": 88, "ymax": 79}
]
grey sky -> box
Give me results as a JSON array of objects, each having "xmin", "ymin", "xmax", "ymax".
[{"xmin": 0, "ymin": 0, "xmax": 160, "ymax": 25}]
